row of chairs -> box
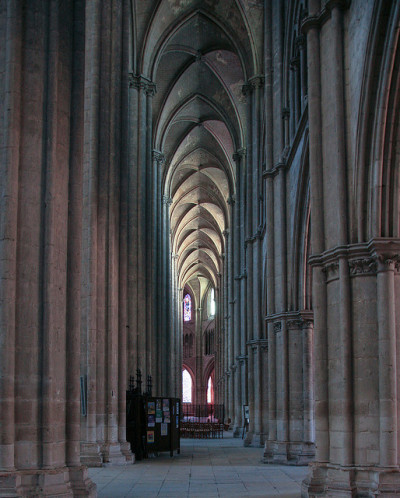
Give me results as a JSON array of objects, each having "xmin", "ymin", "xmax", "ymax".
[{"xmin": 180, "ymin": 422, "xmax": 224, "ymax": 439}]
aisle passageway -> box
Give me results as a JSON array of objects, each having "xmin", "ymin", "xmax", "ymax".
[{"xmin": 89, "ymin": 434, "xmax": 307, "ymax": 497}]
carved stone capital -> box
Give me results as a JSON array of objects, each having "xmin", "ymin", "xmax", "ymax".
[
  {"xmin": 369, "ymin": 238, "xmax": 400, "ymax": 273},
  {"xmin": 162, "ymin": 195, "xmax": 173, "ymax": 206},
  {"xmin": 287, "ymin": 319, "xmax": 303, "ymax": 330},
  {"xmin": 349, "ymin": 258, "xmax": 377, "ymax": 276},
  {"xmin": 242, "ymin": 76, "xmax": 264, "ymax": 96},
  {"xmin": 302, "ymin": 320, "xmax": 314, "ymax": 330},
  {"xmin": 233, "ymin": 148, "xmax": 246, "ymax": 162},
  {"xmin": 145, "ymin": 82, "xmax": 156, "ymax": 96},
  {"xmin": 129, "ymin": 74, "xmax": 157, "ymax": 96},
  {"xmin": 237, "ymin": 354, "xmax": 247, "ymax": 364},
  {"xmin": 301, "ymin": 0, "xmax": 350, "ymax": 34},
  {"xmin": 242, "ymin": 83, "xmax": 253, "ymax": 96},
  {"xmin": 322, "ymin": 261, "xmax": 339, "ymax": 280},
  {"xmin": 247, "ymin": 339, "xmax": 268, "ymax": 352},
  {"xmin": 274, "ymin": 322, "xmax": 282, "ymax": 333},
  {"xmin": 263, "ymin": 168, "xmax": 278, "ymax": 179},
  {"xmin": 153, "ymin": 150, "xmax": 165, "ymax": 165},
  {"xmin": 248, "ymin": 75, "xmax": 264, "ymax": 89},
  {"xmin": 376, "ymin": 255, "xmax": 400, "ymax": 273}
]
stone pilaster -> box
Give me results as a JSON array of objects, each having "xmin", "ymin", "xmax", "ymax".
[{"xmin": 303, "ymin": 239, "xmax": 400, "ymax": 496}]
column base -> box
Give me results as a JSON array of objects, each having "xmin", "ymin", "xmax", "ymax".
[
  {"xmin": 80, "ymin": 442, "xmax": 103, "ymax": 467},
  {"xmin": 302, "ymin": 462, "xmax": 400, "ymax": 497},
  {"xmin": 102, "ymin": 442, "xmax": 133, "ymax": 465},
  {"xmin": 69, "ymin": 467, "xmax": 97, "ymax": 496},
  {"xmin": 244, "ymin": 431, "xmax": 266, "ymax": 447},
  {"xmin": 264, "ymin": 440, "xmax": 289, "ymax": 464},
  {"xmin": 233, "ymin": 425, "xmax": 242, "ymax": 438},
  {"xmin": 264, "ymin": 441, "xmax": 315, "ymax": 465},
  {"xmin": 120, "ymin": 441, "xmax": 135, "ymax": 463},
  {"xmin": 0, "ymin": 466, "xmax": 97, "ymax": 497}
]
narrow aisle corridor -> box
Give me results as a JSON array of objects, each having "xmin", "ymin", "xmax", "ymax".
[{"xmin": 89, "ymin": 433, "xmax": 307, "ymax": 497}]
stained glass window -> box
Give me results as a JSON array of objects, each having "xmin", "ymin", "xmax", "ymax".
[
  {"xmin": 182, "ymin": 369, "xmax": 192, "ymax": 403},
  {"xmin": 183, "ymin": 294, "xmax": 191, "ymax": 321}
]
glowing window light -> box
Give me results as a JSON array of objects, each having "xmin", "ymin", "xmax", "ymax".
[
  {"xmin": 210, "ymin": 288, "xmax": 215, "ymax": 316},
  {"xmin": 183, "ymin": 294, "xmax": 191, "ymax": 321},
  {"xmin": 182, "ymin": 369, "xmax": 192, "ymax": 403}
]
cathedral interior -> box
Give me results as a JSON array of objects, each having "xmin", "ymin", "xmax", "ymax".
[{"xmin": 1, "ymin": 0, "xmax": 400, "ymax": 496}]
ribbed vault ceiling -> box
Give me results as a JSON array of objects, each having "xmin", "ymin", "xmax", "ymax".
[{"xmin": 145, "ymin": 0, "xmax": 258, "ymax": 291}]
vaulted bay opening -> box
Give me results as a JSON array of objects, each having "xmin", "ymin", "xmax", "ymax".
[{"xmin": 144, "ymin": 2, "xmax": 252, "ymax": 426}]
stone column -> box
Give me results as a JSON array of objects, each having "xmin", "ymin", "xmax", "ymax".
[
  {"xmin": 301, "ymin": 3, "xmax": 329, "ymax": 470},
  {"xmin": 377, "ymin": 256, "xmax": 398, "ymax": 467},
  {"xmin": 170, "ymin": 256, "xmax": 180, "ymax": 397},
  {"xmin": 153, "ymin": 151, "xmax": 165, "ymax": 392},
  {"xmin": 275, "ymin": 164, "xmax": 289, "ymax": 460},
  {"xmin": 302, "ymin": 319, "xmax": 315, "ymax": 448},
  {"xmin": 244, "ymin": 342, "xmax": 255, "ymax": 446},
  {"xmin": 224, "ymin": 225, "xmax": 232, "ymax": 418},
  {"xmin": 127, "ymin": 73, "xmax": 139, "ymax": 381},
  {"xmin": 0, "ymin": 0, "xmax": 21, "ymax": 472},
  {"xmin": 103, "ymin": 0, "xmax": 131, "ymax": 464},
  {"xmin": 264, "ymin": 320, "xmax": 277, "ymax": 461},
  {"xmin": 242, "ymin": 83, "xmax": 254, "ymax": 443},
  {"xmin": 0, "ymin": 2, "xmax": 97, "ymax": 494},
  {"xmin": 249, "ymin": 76, "xmax": 264, "ymax": 447},
  {"xmin": 195, "ymin": 307, "xmax": 204, "ymax": 405},
  {"xmin": 273, "ymin": 4, "xmax": 289, "ymax": 457},
  {"xmin": 131, "ymin": 75, "xmax": 156, "ymax": 382},
  {"xmin": 66, "ymin": 0, "xmax": 85, "ymax": 470},
  {"xmin": 80, "ymin": 0, "xmax": 102, "ymax": 467},
  {"xmin": 118, "ymin": 2, "xmax": 130, "ymax": 458},
  {"xmin": 233, "ymin": 149, "xmax": 245, "ymax": 436},
  {"xmin": 161, "ymin": 196, "xmax": 173, "ymax": 395},
  {"xmin": 263, "ymin": 0, "xmax": 277, "ymax": 459}
]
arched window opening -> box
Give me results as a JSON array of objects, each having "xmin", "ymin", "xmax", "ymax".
[
  {"xmin": 182, "ymin": 369, "xmax": 192, "ymax": 403},
  {"xmin": 207, "ymin": 376, "xmax": 214, "ymax": 404},
  {"xmin": 183, "ymin": 294, "xmax": 192, "ymax": 322},
  {"xmin": 210, "ymin": 288, "xmax": 215, "ymax": 316}
]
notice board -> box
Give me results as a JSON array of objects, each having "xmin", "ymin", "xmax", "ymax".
[
  {"xmin": 145, "ymin": 397, "xmax": 180, "ymax": 457},
  {"xmin": 126, "ymin": 393, "xmax": 180, "ymax": 458}
]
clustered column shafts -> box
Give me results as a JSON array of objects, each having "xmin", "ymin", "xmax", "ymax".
[
  {"xmin": 5, "ymin": 2, "xmax": 400, "ymax": 497},
  {"xmin": 117, "ymin": 0, "xmax": 129, "ymax": 448},
  {"xmin": 81, "ymin": 0, "xmax": 101, "ymax": 463},
  {"xmin": 161, "ymin": 196, "xmax": 173, "ymax": 396},
  {"xmin": 377, "ymin": 257, "xmax": 398, "ymax": 467},
  {"xmin": 232, "ymin": 149, "xmax": 246, "ymax": 436},
  {"xmin": 302, "ymin": 0, "xmax": 329, "ymax": 465},
  {"xmin": 152, "ymin": 151, "xmax": 165, "ymax": 393},
  {"xmin": 66, "ymin": 0, "xmax": 86, "ymax": 467},
  {"xmin": 0, "ymin": 0, "xmax": 22, "ymax": 472}
]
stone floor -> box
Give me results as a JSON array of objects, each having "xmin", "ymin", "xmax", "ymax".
[{"xmin": 88, "ymin": 433, "xmax": 308, "ymax": 497}]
